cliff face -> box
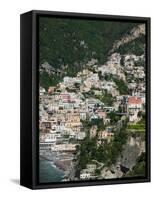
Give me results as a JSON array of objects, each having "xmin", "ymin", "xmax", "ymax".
[
  {"xmin": 100, "ymin": 136, "xmax": 145, "ymax": 179},
  {"xmin": 118, "ymin": 136, "xmax": 145, "ymax": 170},
  {"xmin": 110, "ymin": 24, "xmax": 145, "ymax": 53}
]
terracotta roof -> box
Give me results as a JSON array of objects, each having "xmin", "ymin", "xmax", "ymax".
[{"xmin": 128, "ymin": 96, "xmax": 142, "ymax": 105}]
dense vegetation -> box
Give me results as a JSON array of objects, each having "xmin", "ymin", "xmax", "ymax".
[
  {"xmin": 95, "ymin": 90, "xmax": 114, "ymax": 106},
  {"xmin": 126, "ymin": 117, "xmax": 146, "ymax": 140},
  {"xmin": 113, "ymin": 78, "xmax": 129, "ymax": 95},
  {"xmin": 116, "ymin": 35, "xmax": 145, "ymax": 56},
  {"xmin": 126, "ymin": 153, "xmax": 146, "ymax": 177},
  {"xmin": 39, "ymin": 17, "xmax": 137, "ymax": 67},
  {"xmin": 107, "ymin": 111, "xmax": 121, "ymax": 124},
  {"xmin": 39, "ymin": 17, "xmax": 139, "ymax": 88},
  {"xmin": 40, "ymin": 71, "xmax": 62, "ymax": 90},
  {"xmin": 76, "ymin": 120, "xmax": 128, "ymax": 170}
]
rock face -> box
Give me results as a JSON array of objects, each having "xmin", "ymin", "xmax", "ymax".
[
  {"xmin": 101, "ymin": 165, "xmax": 123, "ymax": 179},
  {"xmin": 100, "ymin": 136, "xmax": 145, "ymax": 179},
  {"xmin": 119, "ymin": 144, "xmax": 140, "ymax": 169},
  {"xmin": 118, "ymin": 136, "xmax": 145, "ymax": 170},
  {"xmin": 110, "ymin": 24, "xmax": 145, "ymax": 53},
  {"xmin": 40, "ymin": 61, "xmax": 64, "ymax": 76}
]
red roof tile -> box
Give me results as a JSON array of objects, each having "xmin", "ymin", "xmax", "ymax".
[{"xmin": 128, "ymin": 96, "xmax": 142, "ymax": 105}]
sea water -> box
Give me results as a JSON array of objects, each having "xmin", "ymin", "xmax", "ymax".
[{"xmin": 39, "ymin": 158, "xmax": 64, "ymax": 183}]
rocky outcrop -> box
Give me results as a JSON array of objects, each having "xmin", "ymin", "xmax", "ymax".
[
  {"xmin": 117, "ymin": 136, "xmax": 145, "ymax": 170},
  {"xmin": 110, "ymin": 24, "xmax": 145, "ymax": 53},
  {"xmin": 40, "ymin": 61, "xmax": 65, "ymax": 76}
]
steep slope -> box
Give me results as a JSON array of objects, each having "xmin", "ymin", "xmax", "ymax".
[
  {"xmin": 110, "ymin": 24, "xmax": 145, "ymax": 54},
  {"xmin": 39, "ymin": 18, "xmax": 144, "ymax": 90}
]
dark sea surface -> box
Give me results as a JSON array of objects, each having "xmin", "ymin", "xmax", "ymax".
[{"xmin": 39, "ymin": 158, "xmax": 64, "ymax": 183}]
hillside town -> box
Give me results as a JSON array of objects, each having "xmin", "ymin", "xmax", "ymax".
[{"xmin": 39, "ymin": 49, "xmax": 146, "ymax": 181}]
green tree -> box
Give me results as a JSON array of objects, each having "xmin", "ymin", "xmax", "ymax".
[
  {"xmin": 108, "ymin": 112, "xmax": 120, "ymax": 124},
  {"xmin": 113, "ymin": 78, "xmax": 129, "ymax": 95}
]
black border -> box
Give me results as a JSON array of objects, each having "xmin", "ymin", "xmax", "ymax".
[{"xmin": 21, "ymin": 10, "xmax": 151, "ymax": 189}]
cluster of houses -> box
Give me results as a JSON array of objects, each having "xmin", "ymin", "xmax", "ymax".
[{"xmin": 39, "ymin": 52, "xmax": 145, "ymax": 180}]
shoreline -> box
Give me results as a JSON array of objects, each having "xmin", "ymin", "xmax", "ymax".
[
  {"xmin": 40, "ymin": 151, "xmax": 77, "ymax": 181},
  {"xmin": 40, "ymin": 156, "xmax": 74, "ymax": 180}
]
